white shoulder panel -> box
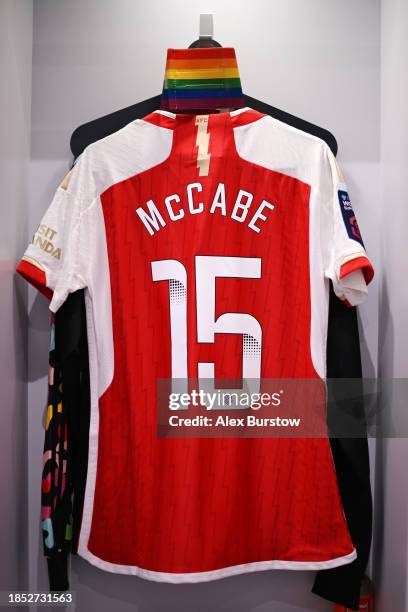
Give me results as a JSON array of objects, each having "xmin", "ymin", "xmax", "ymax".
[
  {"xmin": 234, "ymin": 114, "xmax": 327, "ymax": 187},
  {"xmin": 70, "ymin": 118, "xmax": 174, "ymax": 204}
]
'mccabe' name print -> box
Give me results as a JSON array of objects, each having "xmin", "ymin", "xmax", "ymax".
[{"xmin": 135, "ymin": 182, "xmax": 275, "ymax": 236}]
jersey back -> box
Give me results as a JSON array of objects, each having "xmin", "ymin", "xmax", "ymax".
[{"xmin": 17, "ymin": 107, "xmax": 374, "ymax": 581}]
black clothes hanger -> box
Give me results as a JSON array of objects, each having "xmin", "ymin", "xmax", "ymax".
[
  {"xmin": 60, "ymin": 32, "xmax": 370, "ymax": 612},
  {"xmin": 188, "ymin": 32, "xmax": 222, "ymax": 48},
  {"xmin": 70, "ymin": 15, "xmax": 337, "ymax": 160},
  {"xmin": 70, "ymin": 93, "xmax": 337, "ymax": 161}
]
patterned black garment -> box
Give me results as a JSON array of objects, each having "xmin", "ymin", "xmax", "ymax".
[
  {"xmin": 41, "ymin": 311, "xmax": 72, "ymax": 590},
  {"xmin": 41, "ymin": 284, "xmax": 372, "ymax": 610},
  {"xmin": 41, "ymin": 290, "xmax": 90, "ymax": 590}
]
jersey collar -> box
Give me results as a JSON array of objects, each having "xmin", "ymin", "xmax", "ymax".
[{"xmin": 141, "ymin": 107, "xmax": 266, "ymax": 129}]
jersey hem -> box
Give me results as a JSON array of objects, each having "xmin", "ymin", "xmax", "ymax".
[{"xmin": 76, "ymin": 547, "xmax": 357, "ymax": 583}]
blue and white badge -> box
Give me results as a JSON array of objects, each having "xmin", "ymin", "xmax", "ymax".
[{"xmin": 338, "ymin": 190, "xmax": 364, "ymax": 247}]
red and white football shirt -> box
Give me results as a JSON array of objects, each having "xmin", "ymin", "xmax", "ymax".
[{"xmin": 17, "ymin": 107, "xmax": 374, "ymax": 582}]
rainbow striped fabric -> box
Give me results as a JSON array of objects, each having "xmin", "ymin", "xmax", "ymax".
[{"xmin": 160, "ymin": 47, "xmax": 244, "ymax": 111}]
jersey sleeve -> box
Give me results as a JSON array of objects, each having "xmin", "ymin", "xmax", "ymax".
[
  {"xmin": 16, "ymin": 157, "xmax": 94, "ymax": 312},
  {"xmin": 321, "ymin": 145, "xmax": 374, "ymax": 307}
]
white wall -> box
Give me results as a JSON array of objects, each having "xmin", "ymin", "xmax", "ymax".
[
  {"xmin": 374, "ymin": 0, "xmax": 408, "ymax": 609},
  {"xmin": 30, "ymin": 0, "xmax": 381, "ymax": 369},
  {"xmin": 27, "ymin": 1, "xmax": 380, "ymax": 610},
  {"xmin": 0, "ymin": 0, "xmax": 33, "ymax": 592}
]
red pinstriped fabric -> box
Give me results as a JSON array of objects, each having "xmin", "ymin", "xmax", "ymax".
[{"xmin": 86, "ymin": 111, "xmax": 355, "ymax": 573}]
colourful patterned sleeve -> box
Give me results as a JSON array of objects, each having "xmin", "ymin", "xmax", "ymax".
[{"xmin": 41, "ymin": 312, "xmax": 73, "ymax": 590}]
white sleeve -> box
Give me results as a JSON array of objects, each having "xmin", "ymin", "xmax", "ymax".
[
  {"xmin": 16, "ymin": 156, "xmax": 97, "ymax": 312},
  {"xmin": 321, "ymin": 145, "xmax": 374, "ymax": 306}
]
